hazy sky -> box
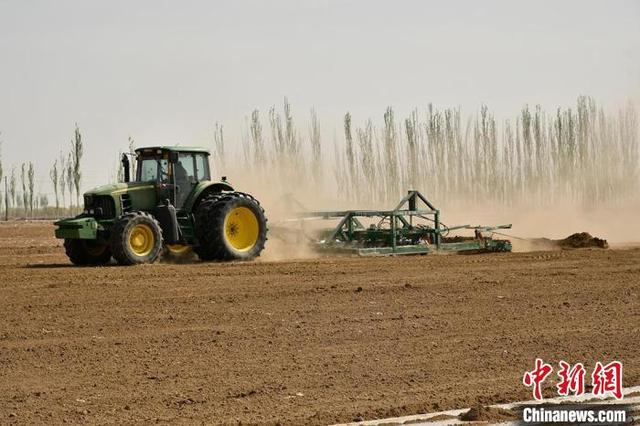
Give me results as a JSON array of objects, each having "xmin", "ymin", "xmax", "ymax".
[{"xmin": 0, "ymin": 0, "xmax": 638, "ymax": 196}]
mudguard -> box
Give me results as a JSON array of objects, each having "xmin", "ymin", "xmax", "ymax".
[{"xmin": 182, "ymin": 181, "xmax": 234, "ymax": 212}]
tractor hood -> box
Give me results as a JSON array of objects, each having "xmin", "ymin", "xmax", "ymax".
[
  {"xmin": 83, "ymin": 181, "xmax": 157, "ymax": 215},
  {"xmin": 85, "ymin": 182, "xmax": 154, "ymax": 197}
]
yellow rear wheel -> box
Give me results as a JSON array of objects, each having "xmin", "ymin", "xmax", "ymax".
[
  {"xmin": 223, "ymin": 207, "xmax": 259, "ymax": 252},
  {"xmin": 193, "ymin": 192, "xmax": 267, "ymax": 261}
]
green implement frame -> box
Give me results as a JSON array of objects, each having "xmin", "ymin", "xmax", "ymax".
[{"xmin": 300, "ymin": 190, "xmax": 512, "ymax": 256}]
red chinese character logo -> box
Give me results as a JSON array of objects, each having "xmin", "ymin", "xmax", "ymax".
[
  {"xmin": 592, "ymin": 361, "xmax": 623, "ymax": 399},
  {"xmin": 523, "ymin": 358, "xmax": 553, "ymax": 400},
  {"xmin": 556, "ymin": 361, "xmax": 586, "ymax": 397}
]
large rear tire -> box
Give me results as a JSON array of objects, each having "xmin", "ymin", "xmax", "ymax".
[
  {"xmin": 63, "ymin": 239, "xmax": 112, "ymax": 266},
  {"xmin": 110, "ymin": 212, "xmax": 164, "ymax": 265},
  {"xmin": 194, "ymin": 192, "xmax": 267, "ymax": 261}
]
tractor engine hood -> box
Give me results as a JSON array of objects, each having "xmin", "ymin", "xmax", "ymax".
[
  {"xmin": 84, "ymin": 181, "xmax": 154, "ymax": 197},
  {"xmin": 82, "ymin": 181, "xmax": 158, "ymax": 218}
]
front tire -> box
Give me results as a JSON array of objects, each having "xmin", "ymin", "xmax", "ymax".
[
  {"xmin": 63, "ymin": 239, "xmax": 112, "ymax": 265},
  {"xmin": 194, "ymin": 192, "xmax": 267, "ymax": 261},
  {"xmin": 110, "ymin": 212, "xmax": 163, "ymax": 265},
  {"xmin": 162, "ymin": 244, "xmax": 194, "ymax": 262}
]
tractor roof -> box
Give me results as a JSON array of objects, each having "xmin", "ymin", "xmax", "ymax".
[{"xmin": 135, "ymin": 146, "xmax": 210, "ymax": 155}]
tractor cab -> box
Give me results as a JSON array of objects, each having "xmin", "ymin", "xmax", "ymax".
[{"xmin": 128, "ymin": 147, "xmax": 212, "ymax": 209}]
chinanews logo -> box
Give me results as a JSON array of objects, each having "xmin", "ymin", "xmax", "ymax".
[
  {"xmin": 520, "ymin": 359, "xmax": 629, "ymax": 425},
  {"xmin": 523, "ymin": 358, "xmax": 623, "ymax": 400}
]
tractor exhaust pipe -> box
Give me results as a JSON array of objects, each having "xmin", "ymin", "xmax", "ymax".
[{"xmin": 121, "ymin": 154, "xmax": 130, "ymax": 183}]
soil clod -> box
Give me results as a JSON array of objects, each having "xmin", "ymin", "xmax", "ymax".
[
  {"xmin": 556, "ymin": 232, "xmax": 608, "ymax": 249},
  {"xmin": 459, "ymin": 405, "xmax": 517, "ymax": 422}
]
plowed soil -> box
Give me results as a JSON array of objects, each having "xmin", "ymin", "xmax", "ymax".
[{"xmin": 0, "ymin": 222, "xmax": 639, "ymax": 425}]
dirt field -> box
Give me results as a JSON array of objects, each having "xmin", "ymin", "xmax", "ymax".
[{"xmin": 0, "ymin": 222, "xmax": 638, "ymax": 425}]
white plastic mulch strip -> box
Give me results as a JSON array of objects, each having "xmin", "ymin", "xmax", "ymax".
[{"xmin": 333, "ymin": 385, "xmax": 640, "ymax": 426}]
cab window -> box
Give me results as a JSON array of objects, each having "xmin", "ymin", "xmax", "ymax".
[
  {"xmin": 137, "ymin": 156, "xmax": 169, "ymax": 182},
  {"xmin": 195, "ymin": 154, "xmax": 210, "ymax": 181},
  {"xmin": 176, "ymin": 154, "xmax": 195, "ymax": 183}
]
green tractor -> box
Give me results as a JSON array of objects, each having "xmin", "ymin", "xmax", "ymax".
[{"xmin": 54, "ymin": 146, "xmax": 267, "ymax": 265}]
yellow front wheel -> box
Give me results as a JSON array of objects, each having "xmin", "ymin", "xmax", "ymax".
[
  {"xmin": 166, "ymin": 244, "xmax": 191, "ymax": 255},
  {"xmin": 64, "ymin": 239, "xmax": 112, "ymax": 265},
  {"xmin": 129, "ymin": 224, "xmax": 155, "ymax": 256},
  {"xmin": 162, "ymin": 243, "xmax": 193, "ymax": 261},
  {"xmin": 111, "ymin": 212, "xmax": 163, "ymax": 265}
]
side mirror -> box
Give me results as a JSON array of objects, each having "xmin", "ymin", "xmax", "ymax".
[{"xmin": 169, "ymin": 152, "xmax": 179, "ymax": 163}]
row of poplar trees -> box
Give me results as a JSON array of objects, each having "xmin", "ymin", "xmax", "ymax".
[{"xmin": 0, "ymin": 124, "xmax": 84, "ymax": 219}]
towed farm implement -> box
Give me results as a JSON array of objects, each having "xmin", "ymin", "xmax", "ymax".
[{"xmin": 288, "ymin": 190, "xmax": 512, "ymax": 256}]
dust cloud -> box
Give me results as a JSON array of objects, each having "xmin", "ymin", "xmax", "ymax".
[{"xmin": 224, "ymin": 167, "xmax": 640, "ymax": 258}]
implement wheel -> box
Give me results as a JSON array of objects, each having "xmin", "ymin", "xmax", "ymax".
[
  {"xmin": 110, "ymin": 212, "xmax": 163, "ymax": 265},
  {"xmin": 63, "ymin": 239, "xmax": 112, "ymax": 265},
  {"xmin": 194, "ymin": 192, "xmax": 267, "ymax": 261}
]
